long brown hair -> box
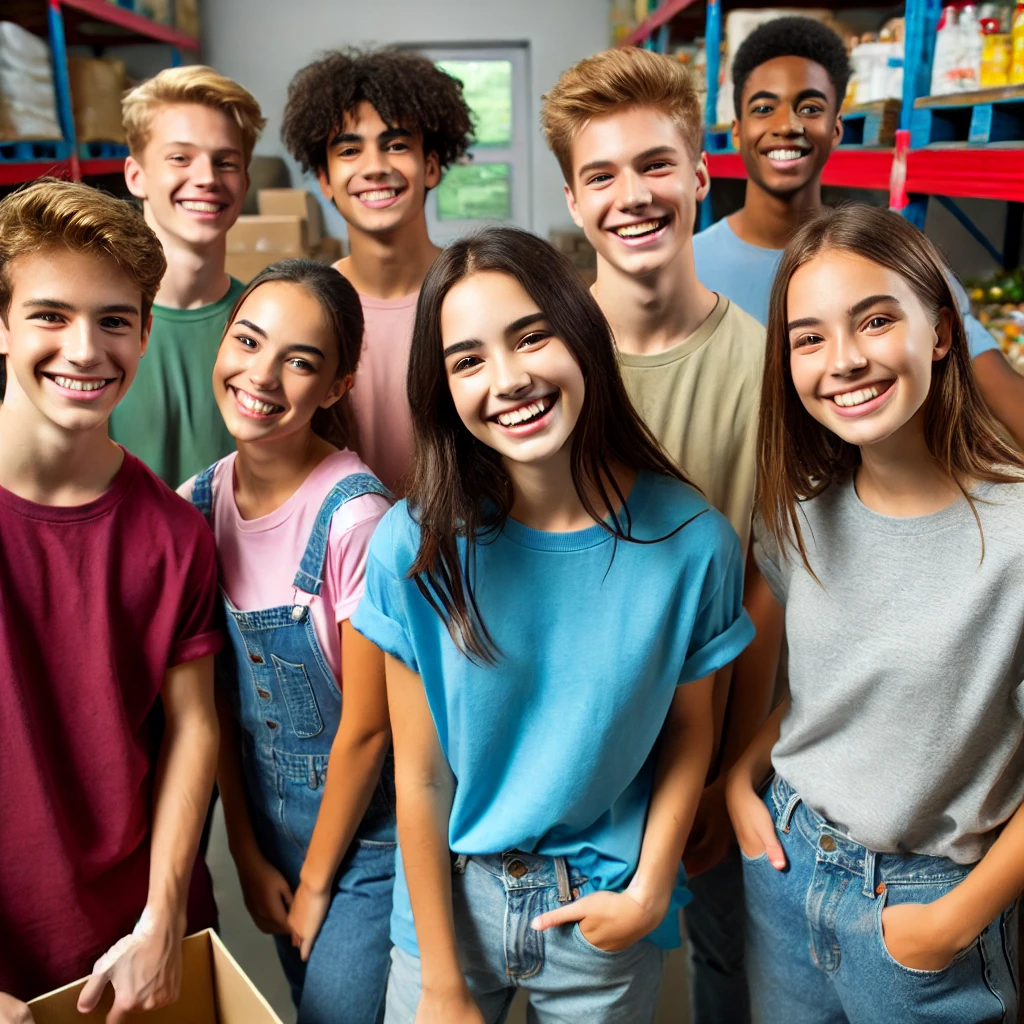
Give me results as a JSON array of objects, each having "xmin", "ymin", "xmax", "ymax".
[
  {"xmin": 223, "ymin": 258, "xmax": 363, "ymax": 449},
  {"xmin": 757, "ymin": 203, "xmax": 1024, "ymax": 573},
  {"xmin": 407, "ymin": 227, "xmax": 694, "ymax": 663}
]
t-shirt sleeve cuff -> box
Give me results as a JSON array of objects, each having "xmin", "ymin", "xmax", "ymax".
[
  {"xmin": 678, "ymin": 610, "xmax": 755, "ymax": 684},
  {"xmin": 168, "ymin": 628, "xmax": 224, "ymax": 668},
  {"xmin": 966, "ymin": 314, "xmax": 1001, "ymax": 358},
  {"xmin": 351, "ymin": 600, "xmax": 419, "ymax": 673}
]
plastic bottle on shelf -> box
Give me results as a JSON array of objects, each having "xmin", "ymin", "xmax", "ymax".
[
  {"xmin": 1012, "ymin": 0, "xmax": 1024, "ymax": 83},
  {"xmin": 980, "ymin": 15, "xmax": 1012, "ymax": 86},
  {"xmin": 957, "ymin": 3, "xmax": 984, "ymax": 91},
  {"xmin": 931, "ymin": 5, "xmax": 961, "ymax": 95}
]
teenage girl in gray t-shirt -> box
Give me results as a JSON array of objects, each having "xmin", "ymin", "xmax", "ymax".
[{"xmin": 726, "ymin": 204, "xmax": 1024, "ymax": 1024}]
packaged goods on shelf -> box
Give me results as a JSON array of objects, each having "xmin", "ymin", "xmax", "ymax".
[
  {"xmin": 980, "ymin": 15, "xmax": 1013, "ymax": 86},
  {"xmin": 968, "ymin": 267, "xmax": 1024, "ymax": 373},
  {"xmin": 68, "ymin": 58, "xmax": 127, "ymax": 144},
  {"xmin": 931, "ymin": 2, "xmax": 993, "ymax": 94},
  {"xmin": 0, "ymin": 21, "xmax": 63, "ymax": 142},
  {"xmin": 134, "ymin": 0, "xmax": 173, "ymax": 25},
  {"xmin": 176, "ymin": 0, "xmax": 200, "ymax": 39},
  {"xmin": 1013, "ymin": 0, "xmax": 1024, "ymax": 82},
  {"xmin": 611, "ymin": 0, "xmax": 635, "ymax": 44},
  {"xmin": 849, "ymin": 40, "xmax": 905, "ymax": 104}
]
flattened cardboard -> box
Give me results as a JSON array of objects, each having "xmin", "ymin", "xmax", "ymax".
[{"xmin": 27, "ymin": 929, "xmax": 282, "ymax": 1024}]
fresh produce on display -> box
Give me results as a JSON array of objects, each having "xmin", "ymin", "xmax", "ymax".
[{"xmin": 968, "ymin": 268, "xmax": 1024, "ymax": 372}]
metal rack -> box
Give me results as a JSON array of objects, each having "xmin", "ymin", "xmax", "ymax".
[{"xmin": 0, "ymin": 0, "xmax": 199, "ymax": 186}]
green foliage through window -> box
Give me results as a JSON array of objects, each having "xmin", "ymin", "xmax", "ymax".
[
  {"xmin": 436, "ymin": 163, "xmax": 512, "ymax": 221},
  {"xmin": 437, "ymin": 60, "xmax": 512, "ymax": 148}
]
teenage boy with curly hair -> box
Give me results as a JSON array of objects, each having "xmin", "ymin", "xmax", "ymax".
[
  {"xmin": 543, "ymin": 47, "xmax": 782, "ymax": 1024},
  {"xmin": 281, "ymin": 48, "xmax": 472, "ymax": 494},
  {"xmin": 694, "ymin": 16, "xmax": 1024, "ymax": 446},
  {"xmin": 0, "ymin": 180, "xmax": 221, "ymax": 1018},
  {"xmin": 110, "ymin": 66, "xmax": 266, "ymax": 486}
]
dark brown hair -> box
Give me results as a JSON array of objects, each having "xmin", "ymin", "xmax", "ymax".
[
  {"xmin": 758, "ymin": 203, "xmax": 1024, "ymax": 573},
  {"xmin": 407, "ymin": 227, "xmax": 696, "ymax": 662},
  {"xmin": 222, "ymin": 259, "xmax": 363, "ymax": 449}
]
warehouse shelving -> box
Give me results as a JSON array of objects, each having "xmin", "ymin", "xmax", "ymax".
[{"xmin": 1, "ymin": 0, "xmax": 199, "ymax": 186}]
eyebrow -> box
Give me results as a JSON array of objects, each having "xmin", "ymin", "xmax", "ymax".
[
  {"xmin": 235, "ymin": 319, "xmax": 327, "ymax": 358},
  {"xmin": 442, "ymin": 313, "xmax": 547, "ymax": 360},
  {"xmin": 577, "ymin": 145, "xmax": 677, "ymax": 178},
  {"xmin": 235, "ymin": 318, "xmax": 267, "ymax": 338},
  {"xmin": 329, "ymin": 126, "xmax": 413, "ymax": 148},
  {"xmin": 23, "ymin": 298, "xmax": 140, "ymax": 315},
  {"xmin": 786, "ymin": 294, "xmax": 902, "ymax": 332}
]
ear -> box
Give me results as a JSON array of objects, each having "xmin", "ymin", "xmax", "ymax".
[
  {"xmin": 831, "ymin": 113, "xmax": 844, "ymax": 152},
  {"xmin": 933, "ymin": 307, "xmax": 954, "ymax": 362},
  {"xmin": 424, "ymin": 151, "xmax": 442, "ymax": 191},
  {"xmin": 0, "ymin": 314, "xmax": 9, "ymax": 356},
  {"xmin": 564, "ymin": 184, "xmax": 584, "ymax": 230},
  {"xmin": 320, "ymin": 372, "xmax": 354, "ymax": 409},
  {"xmin": 694, "ymin": 152, "xmax": 710, "ymax": 203},
  {"xmin": 140, "ymin": 313, "xmax": 152, "ymax": 358},
  {"xmin": 124, "ymin": 155, "xmax": 147, "ymax": 202},
  {"xmin": 731, "ymin": 117, "xmax": 740, "ymax": 151},
  {"xmin": 316, "ymin": 167, "xmax": 335, "ymax": 203}
]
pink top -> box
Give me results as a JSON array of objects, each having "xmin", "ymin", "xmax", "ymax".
[
  {"xmin": 349, "ymin": 288, "xmax": 419, "ymax": 496},
  {"xmin": 179, "ymin": 449, "xmax": 390, "ymax": 681}
]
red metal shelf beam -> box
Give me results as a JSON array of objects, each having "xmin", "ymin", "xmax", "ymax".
[
  {"xmin": 623, "ymin": 0, "xmax": 701, "ymax": 47},
  {"xmin": 905, "ymin": 148, "xmax": 1024, "ymax": 203},
  {"xmin": 0, "ymin": 160, "xmax": 71, "ymax": 186},
  {"xmin": 57, "ymin": 0, "xmax": 199, "ymax": 49}
]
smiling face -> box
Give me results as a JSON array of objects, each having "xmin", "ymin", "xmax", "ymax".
[
  {"xmin": 565, "ymin": 106, "xmax": 708, "ymax": 280},
  {"xmin": 213, "ymin": 280, "xmax": 348, "ymax": 445},
  {"xmin": 317, "ymin": 100, "xmax": 441, "ymax": 241},
  {"xmin": 0, "ymin": 247, "xmax": 148, "ymax": 433},
  {"xmin": 733, "ymin": 56, "xmax": 842, "ymax": 199},
  {"xmin": 441, "ymin": 271, "xmax": 585, "ymax": 467},
  {"xmin": 124, "ymin": 103, "xmax": 248, "ymax": 248},
  {"xmin": 786, "ymin": 250, "xmax": 952, "ymax": 450}
]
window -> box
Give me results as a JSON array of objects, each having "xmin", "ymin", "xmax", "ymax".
[{"xmin": 418, "ymin": 45, "xmax": 530, "ymax": 241}]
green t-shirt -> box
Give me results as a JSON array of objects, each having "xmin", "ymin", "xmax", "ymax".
[{"xmin": 110, "ymin": 277, "xmax": 245, "ymax": 487}]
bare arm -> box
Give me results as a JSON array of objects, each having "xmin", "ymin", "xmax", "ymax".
[
  {"xmin": 288, "ymin": 623, "xmax": 392, "ymax": 958},
  {"xmin": 973, "ymin": 349, "xmax": 1024, "ymax": 449},
  {"xmin": 386, "ymin": 654, "xmax": 482, "ymax": 1024},
  {"xmin": 78, "ymin": 655, "xmax": 219, "ymax": 1022}
]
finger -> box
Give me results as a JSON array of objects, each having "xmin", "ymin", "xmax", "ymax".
[
  {"xmin": 530, "ymin": 895, "xmax": 595, "ymax": 932},
  {"xmin": 300, "ymin": 934, "xmax": 313, "ymax": 962},
  {"xmin": 104, "ymin": 994, "xmax": 130, "ymax": 1024},
  {"xmin": 757, "ymin": 825, "xmax": 787, "ymax": 870},
  {"xmin": 77, "ymin": 969, "xmax": 111, "ymax": 1013}
]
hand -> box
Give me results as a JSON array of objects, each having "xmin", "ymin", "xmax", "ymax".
[
  {"xmin": 77, "ymin": 908, "xmax": 183, "ymax": 1024},
  {"xmin": 881, "ymin": 901, "xmax": 969, "ymax": 972},
  {"xmin": 684, "ymin": 778, "xmax": 735, "ymax": 879},
  {"xmin": 288, "ymin": 880, "xmax": 332, "ymax": 962},
  {"xmin": 725, "ymin": 769, "xmax": 786, "ymax": 870},
  {"xmin": 0, "ymin": 993, "xmax": 34, "ymax": 1024},
  {"xmin": 237, "ymin": 851, "xmax": 293, "ymax": 935},
  {"xmin": 531, "ymin": 888, "xmax": 661, "ymax": 953},
  {"xmin": 415, "ymin": 986, "xmax": 486, "ymax": 1024}
]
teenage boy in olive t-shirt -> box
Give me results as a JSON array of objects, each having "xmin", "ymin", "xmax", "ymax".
[{"xmin": 110, "ymin": 66, "xmax": 265, "ymax": 486}]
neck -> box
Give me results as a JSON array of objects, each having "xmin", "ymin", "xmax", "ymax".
[
  {"xmin": 339, "ymin": 218, "xmax": 440, "ymax": 299},
  {"xmin": 0, "ymin": 400, "xmax": 123, "ymax": 506},
  {"xmin": 144, "ymin": 203, "xmax": 231, "ymax": 310},
  {"xmin": 854, "ymin": 416, "xmax": 962, "ymax": 517},
  {"xmin": 592, "ymin": 245, "xmax": 718, "ymax": 356},
  {"xmin": 232, "ymin": 428, "xmax": 336, "ymax": 519},
  {"xmin": 730, "ymin": 175, "xmax": 824, "ymax": 250}
]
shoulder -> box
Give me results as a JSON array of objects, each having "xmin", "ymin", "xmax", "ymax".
[
  {"xmin": 976, "ymin": 475, "xmax": 1024, "ymax": 512},
  {"xmin": 365, "ymin": 500, "xmax": 422, "ymax": 578},
  {"xmin": 638, "ymin": 473, "xmax": 741, "ymax": 558},
  {"xmin": 176, "ymin": 453, "xmax": 233, "ymax": 503},
  {"xmin": 125, "ymin": 456, "xmax": 215, "ymax": 547},
  {"xmin": 319, "ymin": 451, "xmax": 393, "ymax": 533}
]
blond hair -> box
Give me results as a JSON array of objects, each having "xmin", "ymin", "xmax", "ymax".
[
  {"xmin": 542, "ymin": 47, "xmax": 703, "ymax": 184},
  {"xmin": 122, "ymin": 65, "xmax": 265, "ymax": 166},
  {"xmin": 0, "ymin": 178, "xmax": 166, "ymax": 325}
]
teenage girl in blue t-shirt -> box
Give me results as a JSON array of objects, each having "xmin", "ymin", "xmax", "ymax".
[{"xmin": 351, "ymin": 227, "xmax": 754, "ymax": 1024}]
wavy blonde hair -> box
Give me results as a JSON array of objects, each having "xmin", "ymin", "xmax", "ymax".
[{"xmin": 122, "ymin": 65, "xmax": 265, "ymax": 166}]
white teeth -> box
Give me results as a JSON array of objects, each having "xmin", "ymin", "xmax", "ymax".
[
  {"xmin": 236, "ymin": 389, "xmax": 282, "ymax": 415},
  {"xmin": 496, "ymin": 397, "xmax": 551, "ymax": 427},
  {"xmin": 180, "ymin": 200, "xmax": 223, "ymax": 213},
  {"xmin": 615, "ymin": 220, "xmax": 664, "ymax": 238},
  {"xmin": 361, "ymin": 189, "xmax": 398, "ymax": 201},
  {"xmin": 766, "ymin": 149, "xmax": 806, "ymax": 161},
  {"xmin": 833, "ymin": 385, "xmax": 881, "ymax": 408},
  {"xmin": 54, "ymin": 375, "xmax": 106, "ymax": 391}
]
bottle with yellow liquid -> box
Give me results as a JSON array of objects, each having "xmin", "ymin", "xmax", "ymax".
[{"xmin": 1012, "ymin": 0, "xmax": 1024, "ymax": 84}]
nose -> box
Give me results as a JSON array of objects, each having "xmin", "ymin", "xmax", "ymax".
[
  {"xmin": 248, "ymin": 351, "xmax": 281, "ymax": 391},
  {"xmin": 829, "ymin": 331, "xmax": 868, "ymax": 377},
  {"xmin": 64, "ymin": 321, "xmax": 104, "ymax": 369},
  {"xmin": 360, "ymin": 147, "xmax": 392, "ymax": 180},
  {"xmin": 490, "ymin": 348, "xmax": 532, "ymax": 398},
  {"xmin": 190, "ymin": 152, "xmax": 217, "ymax": 186},
  {"xmin": 772, "ymin": 105, "xmax": 806, "ymax": 137},
  {"xmin": 616, "ymin": 167, "xmax": 652, "ymax": 212}
]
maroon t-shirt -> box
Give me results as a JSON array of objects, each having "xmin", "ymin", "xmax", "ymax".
[{"xmin": 0, "ymin": 452, "xmax": 223, "ymax": 999}]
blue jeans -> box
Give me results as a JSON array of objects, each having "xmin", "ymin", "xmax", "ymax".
[
  {"xmin": 744, "ymin": 775, "xmax": 1020, "ymax": 1024},
  {"xmin": 383, "ymin": 852, "xmax": 665, "ymax": 1024}
]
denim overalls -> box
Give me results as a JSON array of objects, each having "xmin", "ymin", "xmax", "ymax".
[{"xmin": 192, "ymin": 466, "xmax": 396, "ymax": 1024}]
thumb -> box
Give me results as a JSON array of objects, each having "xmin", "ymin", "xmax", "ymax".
[
  {"xmin": 757, "ymin": 822, "xmax": 787, "ymax": 870},
  {"xmin": 77, "ymin": 969, "xmax": 111, "ymax": 1014},
  {"xmin": 530, "ymin": 893, "xmax": 596, "ymax": 932}
]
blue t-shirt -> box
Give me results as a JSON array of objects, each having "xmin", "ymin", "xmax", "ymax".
[
  {"xmin": 693, "ymin": 216, "xmax": 1000, "ymax": 358},
  {"xmin": 352, "ymin": 470, "xmax": 754, "ymax": 955}
]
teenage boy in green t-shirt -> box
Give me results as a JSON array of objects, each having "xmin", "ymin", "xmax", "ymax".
[{"xmin": 110, "ymin": 66, "xmax": 266, "ymax": 486}]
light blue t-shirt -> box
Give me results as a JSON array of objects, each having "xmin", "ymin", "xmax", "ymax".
[
  {"xmin": 352, "ymin": 471, "xmax": 755, "ymax": 955},
  {"xmin": 693, "ymin": 216, "xmax": 1000, "ymax": 359}
]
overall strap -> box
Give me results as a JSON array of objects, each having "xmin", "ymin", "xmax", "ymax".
[
  {"xmin": 189, "ymin": 463, "xmax": 218, "ymax": 526},
  {"xmin": 293, "ymin": 473, "xmax": 393, "ymax": 596}
]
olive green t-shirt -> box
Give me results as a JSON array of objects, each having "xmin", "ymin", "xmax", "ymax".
[
  {"xmin": 617, "ymin": 297, "xmax": 765, "ymax": 555},
  {"xmin": 110, "ymin": 278, "xmax": 245, "ymax": 488}
]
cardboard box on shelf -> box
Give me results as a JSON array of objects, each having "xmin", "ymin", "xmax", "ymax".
[
  {"xmin": 175, "ymin": 0, "xmax": 200, "ymax": 39},
  {"xmin": 258, "ymin": 188, "xmax": 324, "ymax": 248},
  {"xmin": 226, "ymin": 235, "xmax": 346, "ymax": 283},
  {"xmin": 227, "ymin": 215, "xmax": 309, "ymax": 256},
  {"xmin": 67, "ymin": 57, "xmax": 127, "ymax": 143},
  {"xmin": 27, "ymin": 929, "xmax": 283, "ymax": 1024}
]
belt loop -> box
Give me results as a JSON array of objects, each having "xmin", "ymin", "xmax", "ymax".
[
  {"xmin": 862, "ymin": 849, "xmax": 878, "ymax": 898},
  {"xmin": 453, "ymin": 854, "xmax": 469, "ymax": 875},
  {"xmin": 778, "ymin": 790, "xmax": 801, "ymax": 834},
  {"xmin": 554, "ymin": 856, "xmax": 573, "ymax": 903}
]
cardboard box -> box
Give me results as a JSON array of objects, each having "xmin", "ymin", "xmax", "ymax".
[
  {"xmin": 258, "ymin": 188, "xmax": 324, "ymax": 248},
  {"xmin": 225, "ymin": 235, "xmax": 345, "ymax": 283},
  {"xmin": 27, "ymin": 929, "xmax": 283, "ymax": 1023},
  {"xmin": 227, "ymin": 215, "xmax": 309, "ymax": 256}
]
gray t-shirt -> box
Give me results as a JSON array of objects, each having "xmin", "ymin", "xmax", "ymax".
[{"xmin": 756, "ymin": 475, "xmax": 1024, "ymax": 864}]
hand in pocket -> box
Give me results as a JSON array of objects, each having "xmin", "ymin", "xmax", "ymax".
[{"xmin": 881, "ymin": 902, "xmax": 968, "ymax": 972}]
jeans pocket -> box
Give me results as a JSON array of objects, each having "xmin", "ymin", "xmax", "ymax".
[
  {"xmin": 740, "ymin": 848, "xmax": 770, "ymax": 864},
  {"xmin": 571, "ymin": 922, "xmax": 633, "ymax": 958},
  {"xmin": 272, "ymin": 655, "xmax": 324, "ymax": 738},
  {"xmin": 875, "ymin": 886, "xmax": 979, "ymax": 976},
  {"xmin": 1001, "ymin": 896, "xmax": 1020, "ymax": 990}
]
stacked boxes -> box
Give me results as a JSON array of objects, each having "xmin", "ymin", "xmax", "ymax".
[
  {"xmin": 226, "ymin": 188, "xmax": 344, "ymax": 283},
  {"xmin": 550, "ymin": 229, "xmax": 598, "ymax": 286}
]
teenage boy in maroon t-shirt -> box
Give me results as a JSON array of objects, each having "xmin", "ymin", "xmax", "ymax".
[{"xmin": 0, "ymin": 179, "xmax": 222, "ymax": 1019}]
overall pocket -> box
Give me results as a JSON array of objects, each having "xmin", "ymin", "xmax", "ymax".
[{"xmin": 272, "ymin": 655, "xmax": 324, "ymax": 738}]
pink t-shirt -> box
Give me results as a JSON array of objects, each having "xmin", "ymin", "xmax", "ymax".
[
  {"xmin": 179, "ymin": 449, "xmax": 390, "ymax": 680},
  {"xmin": 348, "ymin": 289, "xmax": 418, "ymax": 496}
]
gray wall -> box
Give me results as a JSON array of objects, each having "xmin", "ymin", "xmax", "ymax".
[{"xmin": 199, "ymin": 0, "xmax": 612, "ymax": 241}]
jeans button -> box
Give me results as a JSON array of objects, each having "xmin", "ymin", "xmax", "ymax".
[
  {"xmin": 507, "ymin": 859, "xmax": 528, "ymax": 879},
  {"xmin": 249, "ymin": 652, "xmax": 264, "ymax": 664},
  {"xmin": 819, "ymin": 834, "xmax": 836, "ymax": 852},
  {"xmin": 257, "ymin": 687, "xmax": 271, "ymax": 700},
  {"xmin": 291, "ymin": 606, "xmax": 304, "ymax": 621},
  {"xmin": 266, "ymin": 720, "xmax": 278, "ymax": 730}
]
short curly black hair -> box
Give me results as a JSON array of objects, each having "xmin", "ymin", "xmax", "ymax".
[
  {"xmin": 281, "ymin": 48, "xmax": 474, "ymax": 176},
  {"xmin": 732, "ymin": 17, "xmax": 851, "ymax": 119}
]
